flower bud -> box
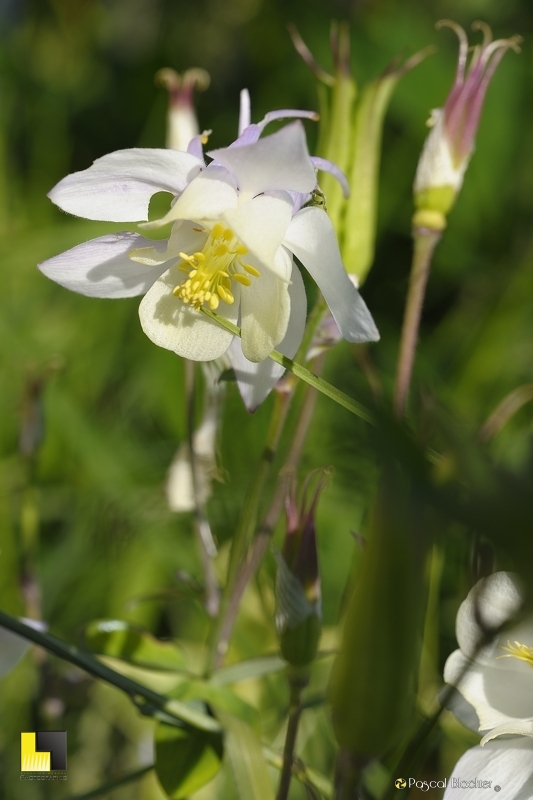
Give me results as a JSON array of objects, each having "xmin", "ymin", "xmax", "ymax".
[
  {"xmin": 275, "ymin": 474, "xmax": 324, "ymax": 668},
  {"xmin": 291, "ymin": 23, "xmax": 429, "ymax": 283},
  {"xmin": 413, "ymin": 21, "xmax": 521, "ymax": 232},
  {"xmin": 155, "ymin": 67, "xmax": 210, "ymax": 152}
]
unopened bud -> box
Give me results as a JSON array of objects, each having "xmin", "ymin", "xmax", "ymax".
[
  {"xmin": 275, "ymin": 473, "xmax": 325, "ymax": 667},
  {"xmin": 156, "ymin": 67, "xmax": 210, "ymax": 152},
  {"xmin": 413, "ymin": 21, "xmax": 520, "ymax": 231}
]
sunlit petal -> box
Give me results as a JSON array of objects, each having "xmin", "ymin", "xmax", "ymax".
[
  {"xmin": 228, "ymin": 262, "xmax": 306, "ymax": 411},
  {"xmin": 129, "ymin": 221, "xmax": 209, "ymax": 265},
  {"xmin": 142, "ymin": 166, "xmax": 238, "ymax": 229},
  {"xmin": 209, "ymin": 122, "xmax": 316, "ymax": 199},
  {"xmin": 139, "ymin": 263, "xmax": 239, "ymax": 360},
  {"xmin": 49, "ymin": 148, "xmax": 202, "ymax": 222},
  {"xmin": 38, "ymin": 233, "xmax": 170, "ymax": 298},
  {"xmin": 284, "ymin": 207, "xmax": 379, "ymax": 343},
  {"xmin": 239, "ymin": 250, "xmax": 292, "ymax": 362},
  {"xmin": 222, "ymin": 193, "xmax": 293, "ymax": 278}
]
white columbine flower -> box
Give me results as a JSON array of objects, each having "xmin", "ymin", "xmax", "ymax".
[
  {"xmin": 39, "ymin": 105, "xmax": 379, "ymax": 409},
  {"xmin": 443, "ymin": 572, "xmax": 533, "ymax": 799}
]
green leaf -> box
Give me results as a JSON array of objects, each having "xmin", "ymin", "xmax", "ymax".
[
  {"xmin": 170, "ymin": 679, "xmax": 260, "ymax": 732},
  {"xmin": 155, "ymin": 721, "xmax": 223, "ymax": 799},
  {"xmin": 84, "ymin": 620, "xmax": 187, "ymax": 671},
  {"xmin": 217, "ymin": 711, "xmax": 275, "ymax": 800},
  {"xmin": 211, "ymin": 654, "xmax": 286, "ymax": 686}
]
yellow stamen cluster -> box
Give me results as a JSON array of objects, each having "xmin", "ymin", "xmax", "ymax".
[
  {"xmin": 173, "ymin": 222, "xmax": 261, "ymax": 311},
  {"xmin": 499, "ymin": 640, "xmax": 533, "ymax": 668}
]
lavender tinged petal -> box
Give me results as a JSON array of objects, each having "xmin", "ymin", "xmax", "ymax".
[{"xmin": 311, "ymin": 156, "xmax": 350, "ymax": 197}]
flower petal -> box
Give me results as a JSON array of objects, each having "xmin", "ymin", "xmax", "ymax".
[
  {"xmin": 440, "ymin": 681, "xmax": 481, "ymax": 733},
  {"xmin": 141, "ymin": 165, "xmax": 238, "ymax": 229},
  {"xmin": 443, "ymin": 738, "xmax": 533, "ymax": 800},
  {"xmin": 455, "ymin": 572, "xmax": 523, "ymax": 658},
  {"xmin": 481, "ymin": 719, "xmax": 533, "ymax": 745},
  {"xmin": 444, "ymin": 637, "xmax": 533, "ymax": 732},
  {"xmin": 311, "ymin": 156, "xmax": 350, "ymax": 197},
  {"xmin": 48, "ymin": 148, "xmax": 203, "ymax": 222},
  {"xmin": 239, "ymin": 248, "xmax": 292, "ymax": 363},
  {"xmin": 222, "ymin": 193, "xmax": 293, "ymax": 278},
  {"xmin": 208, "ymin": 122, "xmax": 316, "ymax": 199},
  {"xmin": 138, "ymin": 263, "xmax": 239, "ymax": 360},
  {"xmin": 38, "ymin": 233, "xmax": 171, "ymax": 298},
  {"xmin": 283, "ymin": 207, "xmax": 380, "ymax": 343},
  {"xmin": 256, "ymin": 108, "xmax": 319, "ymax": 133},
  {"xmin": 129, "ymin": 220, "xmax": 208, "ymax": 265},
  {"xmin": 228, "ymin": 263, "xmax": 307, "ymax": 411}
]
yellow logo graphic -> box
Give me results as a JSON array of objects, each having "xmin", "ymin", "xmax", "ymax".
[
  {"xmin": 21, "ymin": 733, "xmax": 51, "ymax": 772},
  {"xmin": 20, "ymin": 731, "xmax": 67, "ymax": 773},
  {"xmin": 395, "ymin": 778, "xmax": 407, "ymax": 789}
]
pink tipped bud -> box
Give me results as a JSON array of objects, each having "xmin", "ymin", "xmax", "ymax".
[
  {"xmin": 155, "ymin": 68, "xmax": 210, "ymax": 152},
  {"xmin": 276, "ymin": 473, "xmax": 327, "ymax": 667},
  {"xmin": 414, "ymin": 21, "xmax": 521, "ymax": 230}
]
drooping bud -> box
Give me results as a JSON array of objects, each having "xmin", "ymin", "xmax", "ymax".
[
  {"xmin": 155, "ymin": 67, "xmax": 210, "ymax": 152},
  {"xmin": 275, "ymin": 473, "xmax": 325, "ymax": 668},
  {"xmin": 413, "ymin": 21, "xmax": 521, "ymax": 232}
]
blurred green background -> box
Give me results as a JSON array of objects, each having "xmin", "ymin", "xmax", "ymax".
[{"xmin": 1, "ymin": 0, "xmax": 533, "ymax": 797}]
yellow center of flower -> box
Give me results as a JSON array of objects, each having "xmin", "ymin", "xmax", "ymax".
[
  {"xmin": 173, "ymin": 222, "xmax": 260, "ymax": 311},
  {"xmin": 500, "ymin": 640, "xmax": 533, "ymax": 667}
]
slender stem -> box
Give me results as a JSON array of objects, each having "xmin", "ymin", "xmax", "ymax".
[
  {"xmin": 201, "ymin": 307, "xmax": 373, "ymax": 423},
  {"xmin": 205, "ymin": 299, "xmax": 331, "ymax": 673},
  {"xmin": 334, "ymin": 750, "xmax": 366, "ymax": 800},
  {"xmin": 184, "ymin": 359, "xmax": 220, "ymax": 617},
  {"xmin": 393, "ymin": 227, "xmax": 441, "ymax": 418},
  {"xmin": 0, "ymin": 611, "xmax": 220, "ymax": 733},
  {"xmin": 66, "ymin": 766, "xmax": 153, "ymax": 800},
  {"xmin": 276, "ymin": 674, "xmax": 308, "ymax": 800},
  {"xmin": 216, "ymin": 354, "xmax": 326, "ymax": 659},
  {"xmin": 206, "ymin": 390, "xmax": 292, "ymax": 672}
]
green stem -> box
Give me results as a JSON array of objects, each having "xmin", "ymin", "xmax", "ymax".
[
  {"xmin": 201, "ymin": 307, "xmax": 373, "ymax": 423},
  {"xmin": 205, "ymin": 299, "xmax": 330, "ymax": 673},
  {"xmin": 276, "ymin": 672, "xmax": 308, "ymax": 800},
  {"xmin": 393, "ymin": 228, "xmax": 441, "ymax": 417},
  {"xmin": 216, "ymin": 353, "xmax": 327, "ymax": 664},
  {"xmin": 184, "ymin": 359, "xmax": 220, "ymax": 617},
  {"xmin": 206, "ymin": 389, "xmax": 291, "ymax": 672},
  {"xmin": 334, "ymin": 750, "xmax": 366, "ymax": 800},
  {"xmin": 0, "ymin": 611, "xmax": 220, "ymax": 733}
]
